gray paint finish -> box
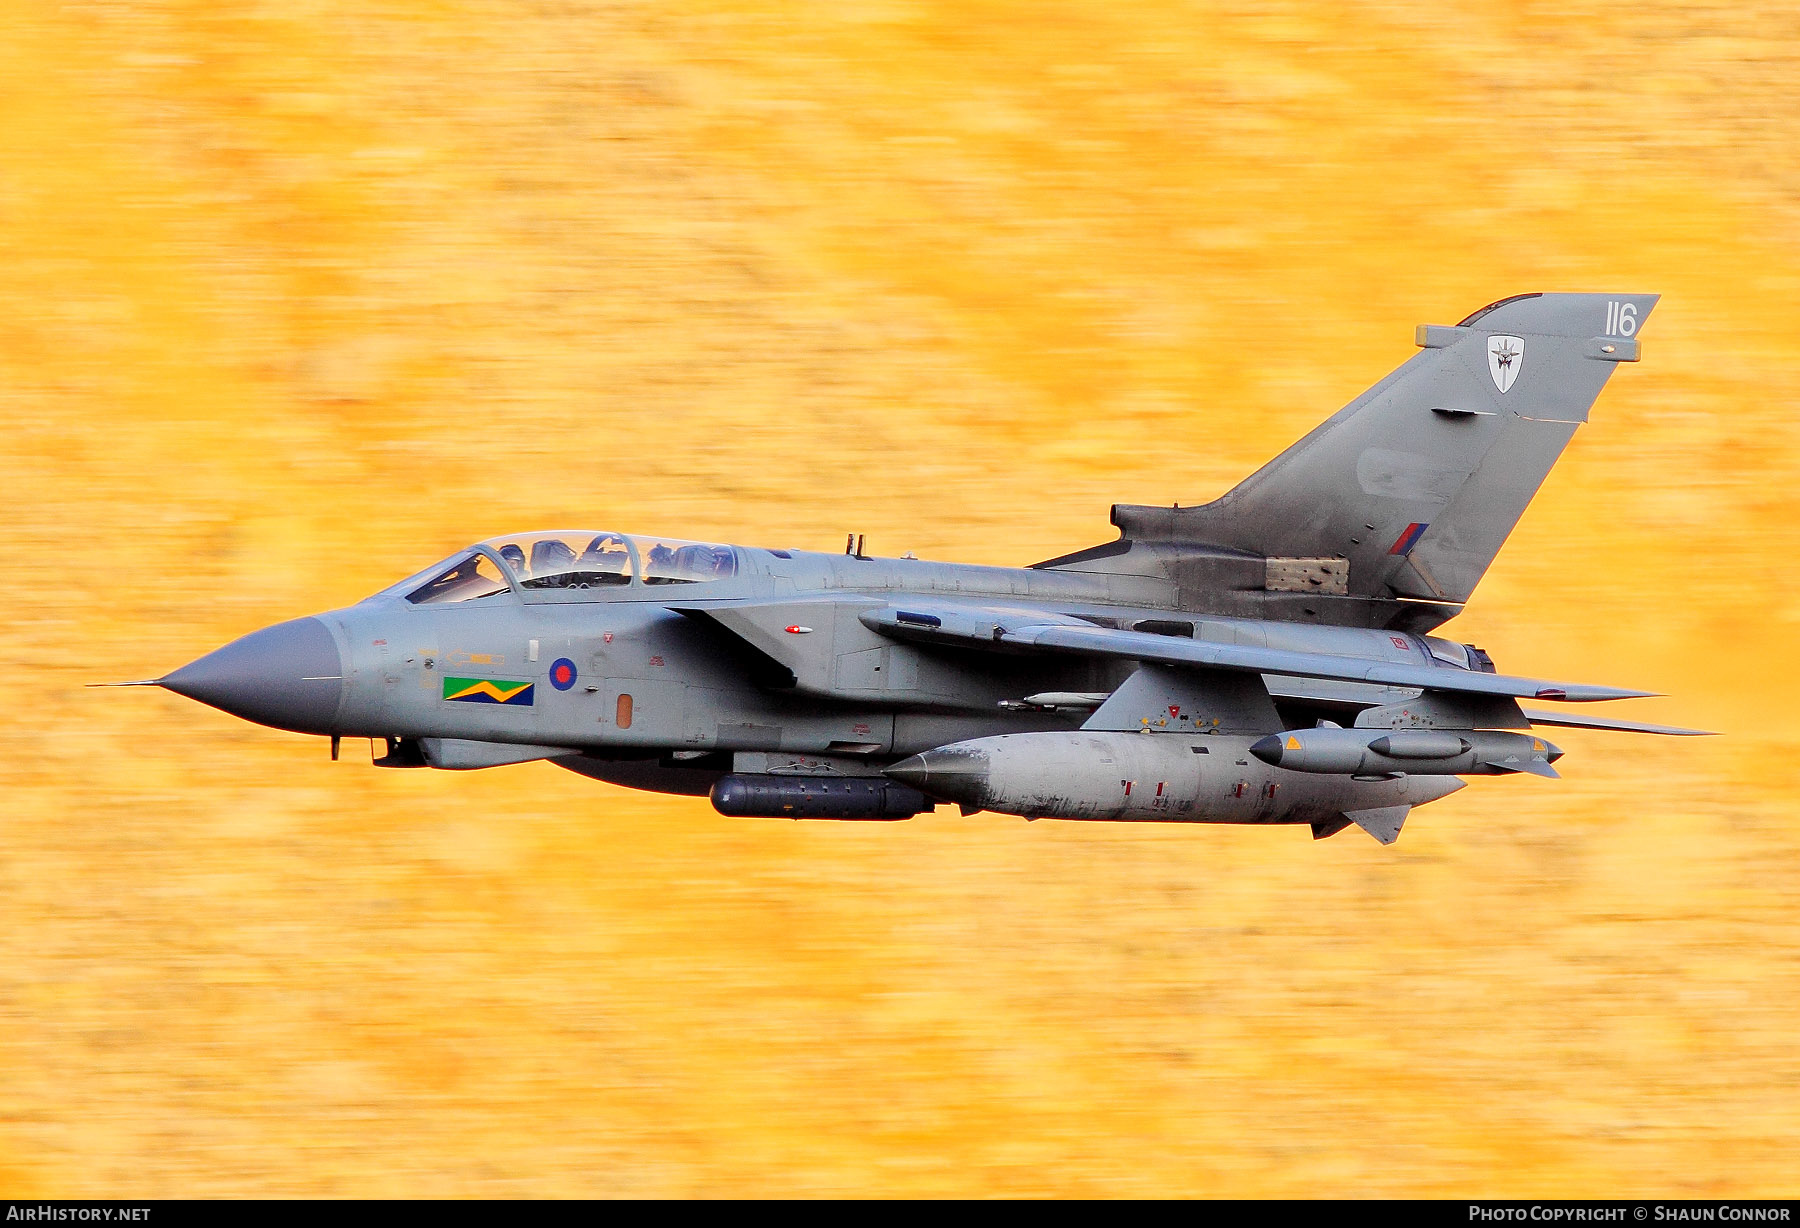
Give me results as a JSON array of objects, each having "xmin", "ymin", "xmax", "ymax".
[{"xmin": 148, "ymin": 294, "xmax": 1701, "ymax": 843}]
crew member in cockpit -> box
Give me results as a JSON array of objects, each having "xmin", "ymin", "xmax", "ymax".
[
  {"xmin": 646, "ymin": 542, "xmax": 677, "ymax": 581},
  {"xmin": 702, "ymin": 544, "xmax": 736, "ymax": 577}
]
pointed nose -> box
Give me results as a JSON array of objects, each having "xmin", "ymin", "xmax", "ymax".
[
  {"xmin": 162, "ymin": 616, "xmax": 345, "ymax": 735},
  {"xmin": 886, "ymin": 749, "xmax": 991, "ymax": 806}
]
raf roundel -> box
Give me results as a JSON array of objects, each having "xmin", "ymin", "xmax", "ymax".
[{"xmin": 549, "ymin": 657, "xmax": 578, "ymax": 691}]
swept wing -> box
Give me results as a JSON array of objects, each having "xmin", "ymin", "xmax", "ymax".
[{"xmin": 858, "ymin": 603, "xmax": 1652, "ymax": 704}]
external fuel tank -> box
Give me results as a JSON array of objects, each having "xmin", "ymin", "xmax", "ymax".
[{"xmin": 887, "ymin": 731, "xmax": 1465, "ymax": 824}]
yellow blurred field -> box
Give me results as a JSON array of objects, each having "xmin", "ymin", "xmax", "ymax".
[{"xmin": 2, "ymin": 0, "xmax": 1797, "ymax": 1196}]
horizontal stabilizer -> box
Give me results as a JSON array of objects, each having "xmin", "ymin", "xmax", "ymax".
[
  {"xmin": 1520, "ymin": 708, "xmax": 1715, "ymax": 736},
  {"xmin": 1346, "ymin": 804, "xmax": 1410, "ymax": 845}
]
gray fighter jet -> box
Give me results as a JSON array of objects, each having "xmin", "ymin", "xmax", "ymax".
[{"xmin": 129, "ymin": 293, "xmax": 1706, "ymax": 843}]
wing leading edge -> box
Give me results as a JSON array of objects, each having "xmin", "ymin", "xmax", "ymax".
[{"xmin": 859, "ymin": 605, "xmax": 1653, "ymax": 705}]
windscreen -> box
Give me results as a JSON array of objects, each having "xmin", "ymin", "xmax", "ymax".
[{"xmin": 405, "ymin": 552, "xmax": 512, "ymax": 605}]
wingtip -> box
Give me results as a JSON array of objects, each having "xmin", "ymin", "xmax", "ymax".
[{"xmin": 1538, "ymin": 686, "xmax": 1661, "ymax": 702}]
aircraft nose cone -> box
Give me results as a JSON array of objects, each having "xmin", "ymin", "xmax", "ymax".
[
  {"xmin": 886, "ymin": 749, "xmax": 991, "ymax": 806},
  {"xmin": 162, "ymin": 616, "xmax": 345, "ymax": 735}
]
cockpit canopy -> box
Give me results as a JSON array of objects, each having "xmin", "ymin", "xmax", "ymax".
[
  {"xmin": 495, "ymin": 531, "xmax": 634, "ymax": 591},
  {"xmin": 398, "ymin": 531, "xmax": 740, "ymax": 605}
]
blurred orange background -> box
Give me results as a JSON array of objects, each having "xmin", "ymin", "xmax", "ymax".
[{"xmin": 3, "ymin": 0, "xmax": 1797, "ymax": 1196}]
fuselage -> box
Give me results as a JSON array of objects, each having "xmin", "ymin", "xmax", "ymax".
[
  {"xmin": 161, "ymin": 528, "xmax": 1494, "ymax": 821},
  {"xmin": 149, "ymin": 292, "xmax": 1673, "ymax": 838}
]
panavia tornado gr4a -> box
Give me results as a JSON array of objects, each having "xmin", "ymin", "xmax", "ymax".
[{"xmin": 135, "ymin": 293, "xmax": 1706, "ymax": 844}]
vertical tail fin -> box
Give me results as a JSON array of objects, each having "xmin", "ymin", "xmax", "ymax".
[{"xmin": 1109, "ymin": 293, "xmax": 1657, "ymax": 606}]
